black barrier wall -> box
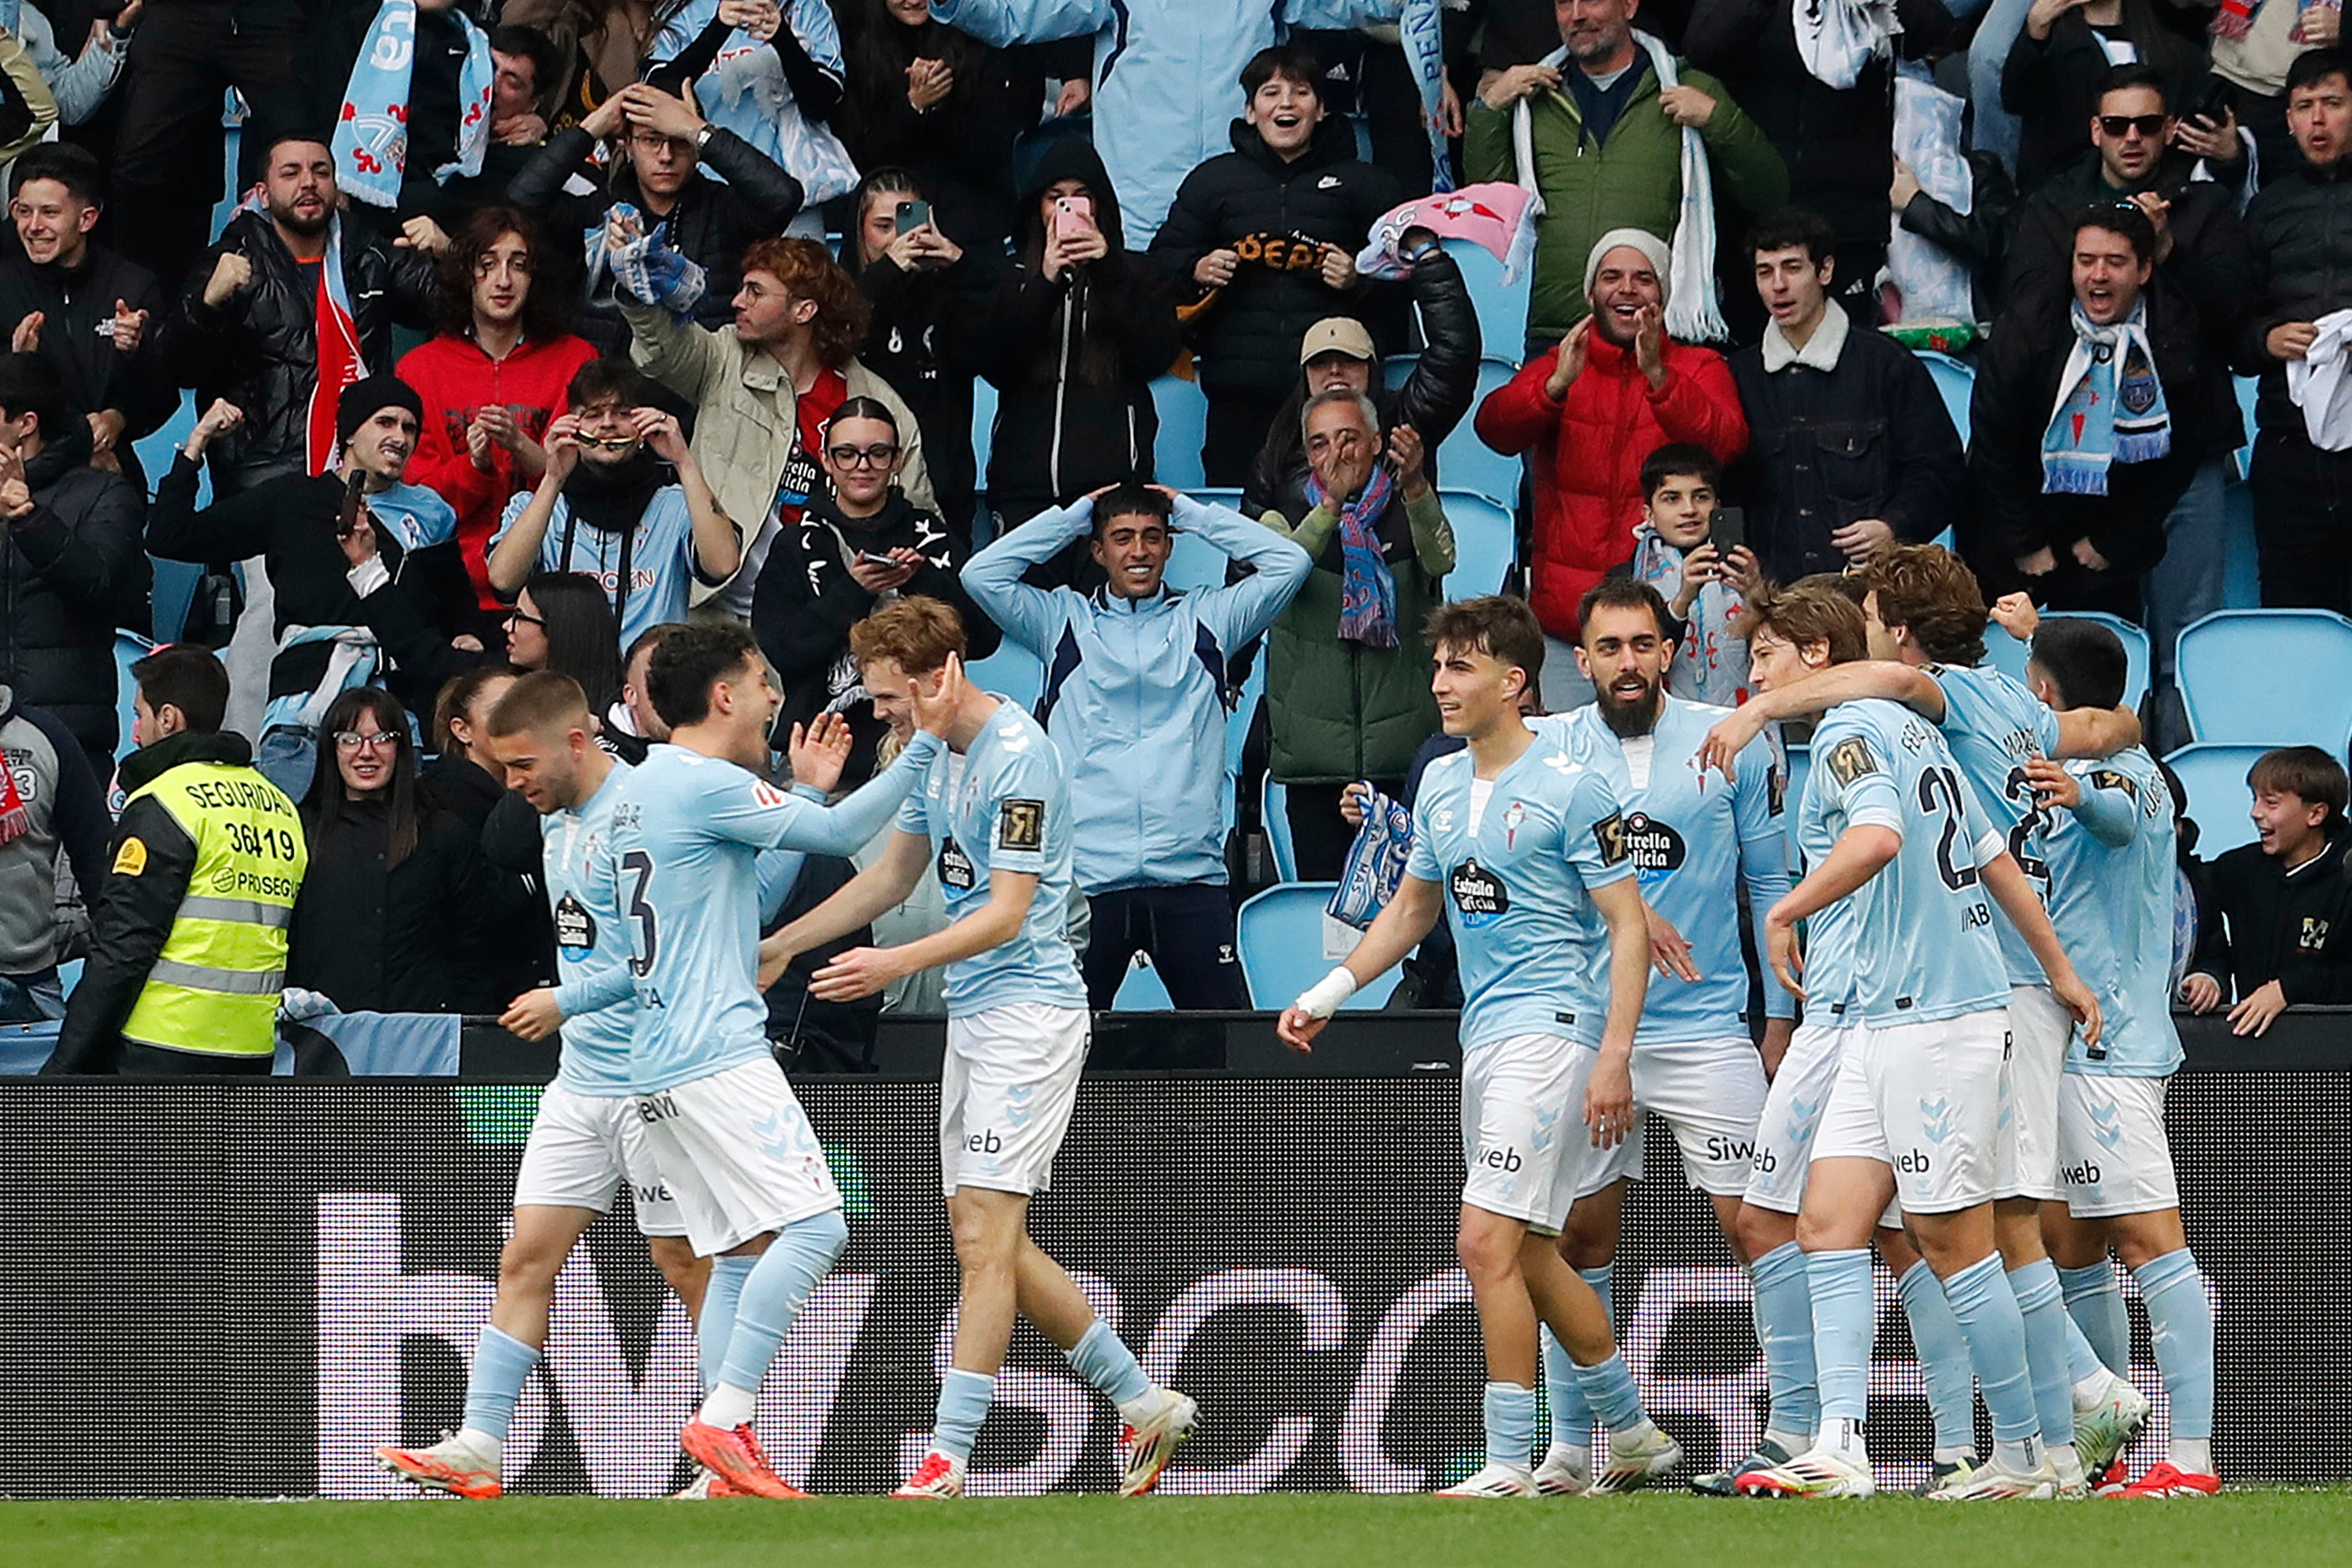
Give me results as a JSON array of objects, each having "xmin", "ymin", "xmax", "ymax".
[{"xmin": 3, "ymin": 1075, "xmax": 2346, "ymax": 1499}]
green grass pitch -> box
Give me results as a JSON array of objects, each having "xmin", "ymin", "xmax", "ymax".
[{"xmin": 10, "ymin": 1492, "xmax": 2352, "ymax": 1568}]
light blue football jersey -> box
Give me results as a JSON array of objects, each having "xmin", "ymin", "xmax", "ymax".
[
  {"xmin": 543, "ymin": 761, "xmax": 637, "ymax": 1095},
  {"xmin": 1806, "ymin": 698, "xmax": 2010, "ymax": 1029},
  {"xmin": 609, "ymin": 735, "xmax": 938, "ymax": 1092},
  {"xmin": 2041, "ymin": 747, "xmax": 2183, "ymax": 1076},
  {"xmin": 1925, "ymin": 662, "xmax": 2065, "ymax": 986},
  {"xmin": 893, "ymin": 698, "xmax": 1088, "ymax": 1016},
  {"xmin": 1404, "ymin": 737, "xmax": 1637, "ymax": 1048},
  {"xmin": 1566, "ymin": 699, "xmax": 1793, "ymax": 1042}
]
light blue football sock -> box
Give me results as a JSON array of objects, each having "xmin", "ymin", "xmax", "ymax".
[
  {"xmin": 2059, "ymin": 1261, "xmax": 2132, "ymax": 1378},
  {"xmin": 1807, "ymin": 1248, "xmax": 1875, "ymax": 1425},
  {"xmin": 1572, "ymin": 1352, "xmax": 1646, "ymax": 1433},
  {"xmin": 1539, "ymin": 1327, "xmax": 1587, "ymax": 1446},
  {"xmin": 2134, "ymin": 1248, "xmax": 2214, "ymax": 1443},
  {"xmin": 1750, "ymin": 1243, "xmax": 1819, "ymax": 1439},
  {"xmin": 2061, "ymin": 1305, "xmax": 2108, "ymax": 1388},
  {"xmin": 715, "ymin": 1210, "xmax": 848, "ymax": 1397},
  {"xmin": 1897, "ymin": 1260, "xmax": 1978, "ymax": 1453},
  {"xmin": 698, "ymin": 1255, "xmax": 755, "ymax": 1394},
  {"xmin": 1942, "ymin": 1255, "xmax": 2039, "ymax": 1445},
  {"xmin": 931, "ymin": 1368, "xmax": 995, "ymax": 1463},
  {"xmin": 1067, "ymin": 1320, "xmax": 1153, "ymax": 1409},
  {"xmin": 2008, "ymin": 1260, "xmax": 2076, "ymax": 1446},
  {"xmin": 461, "ymin": 1324, "xmax": 541, "ymax": 1443},
  {"xmin": 1539, "ymin": 1264, "xmax": 1612, "ymax": 1444},
  {"xmin": 1485, "ymin": 1381, "xmax": 1538, "ymax": 1473}
]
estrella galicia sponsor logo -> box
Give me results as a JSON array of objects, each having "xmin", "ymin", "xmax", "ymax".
[
  {"xmin": 1449, "ymin": 859, "xmax": 1509, "ymax": 927},
  {"xmin": 938, "ymin": 836, "xmax": 976, "ymax": 894},
  {"xmin": 1623, "ymin": 811, "xmax": 1686, "ymax": 880}
]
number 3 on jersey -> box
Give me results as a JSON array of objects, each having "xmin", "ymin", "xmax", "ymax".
[{"xmin": 621, "ymin": 849, "xmax": 659, "ymax": 977}]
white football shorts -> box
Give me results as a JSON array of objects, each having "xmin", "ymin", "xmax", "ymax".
[
  {"xmin": 2000, "ymin": 984, "xmax": 2074, "ymax": 1202},
  {"xmin": 2057, "ymin": 1074, "xmax": 2180, "ymax": 1219},
  {"xmin": 514, "ymin": 1080, "xmax": 688, "ymax": 1237},
  {"xmin": 1461, "ymin": 1032, "xmax": 1601, "ymax": 1237},
  {"xmin": 1743, "ymin": 1015, "xmax": 1858, "ymax": 1216},
  {"xmin": 940, "ymin": 1002, "xmax": 1089, "ymax": 1197},
  {"xmin": 633, "ymin": 1056, "xmax": 842, "ymax": 1257},
  {"xmin": 1580, "ymin": 1034, "xmax": 1772, "ymax": 1198},
  {"xmin": 1815, "ymin": 1010, "xmax": 2010, "ymax": 1215}
]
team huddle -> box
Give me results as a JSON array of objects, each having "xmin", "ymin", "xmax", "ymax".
[{"xmin": 373, "ymin": 539, "xmax": 2213, "ymax": 1504}]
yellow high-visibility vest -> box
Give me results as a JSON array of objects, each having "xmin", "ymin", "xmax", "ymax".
[{"xmin": 118, "ymin": 762, "xmax": 307, "ymax": 1057}]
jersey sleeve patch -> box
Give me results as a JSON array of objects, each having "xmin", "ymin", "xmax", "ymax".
[
  {"xmin": 1591, "ymin": 810, "xmax": 1629, "ymax": 866},
  {"xmin": 998, "ymin": 797, "xmax": 1045, "ymax": 852},
  {"xmin": 751, "ymin": 781, "xmax": 792, "ymax": 809},
  {"xmin": 112, "ymin": 836, "xmax": 147, "ymax": 876},
  {"xmin": 1824, "ymin": 736, "xmax": 1883, "ymax": 789},
  {"xmin": 2090, "ymin": 768, "xmax": 2137, "ymax": 800}
]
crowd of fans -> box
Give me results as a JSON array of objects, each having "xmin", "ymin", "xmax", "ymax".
[{"xmin": 3, "ymin": 0, "xmax": 2352, "ymax": 1061}]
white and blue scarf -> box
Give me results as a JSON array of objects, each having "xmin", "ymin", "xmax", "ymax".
[
  {"xmin": 332, "ymin": 0, "xmax": 496, "ymax": 209},
  {"xmin": 652, "ymin": 0, "xmax": 860, "ymax": 206},
  {"xmin": 589, "ymin": 203, "xmax": 709, "ymax": 320},
  {"xmin": 2042, "ymin": 299, "xmax": 2171, "ymax": 496}
]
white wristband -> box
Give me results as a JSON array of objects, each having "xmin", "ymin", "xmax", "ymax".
[{"xmin": 1296, "ymin": 966, "xmax": 1359, "ymax": 1021}]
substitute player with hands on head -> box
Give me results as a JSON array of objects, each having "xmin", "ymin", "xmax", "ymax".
[
  {"xmin": 762, "ymin": 597, "xmax": 1198, "ymax": 1500},
  {"xmin": 1282, "ymin": 596, "xmax": 1683, "ymax": 1500}
]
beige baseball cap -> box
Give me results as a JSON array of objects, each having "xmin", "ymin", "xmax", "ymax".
[{"xmin": 1298, "ymin": 317, "xmax": 1375, "ymax": 364}]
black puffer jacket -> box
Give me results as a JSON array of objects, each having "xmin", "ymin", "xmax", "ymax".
[
  {"xmin": 846, "ymin": 241, "xmax": 1001, "ymax": 547},
  {"xmin": 508, "ymin": 124, "xmax": 807, "ymax": 358},
  {"xmin": 1684, "ymin": 0, "xmax": 1952, "ymax": 255},
  {"xmin": 0, "ymin": 244, "xmax": 178, "ymax": 492},
  {"xmin": 1243, "ymin": 244, "xmax": 1482, "ymax": 519},
  {"xmin": 0, "ymin": 428, "xmax": 150, "ymax": 773},
  {"xmin": 1893, "ymin": 150, "xmax": 2021, "ymax": 322},
  {"xmin": 287, "ymin": 793, "xmax": 512, "ymax": 1014},
  {"xmin": 166, "ymin": 211, "xmax": 441, "ymax": 491},
  {"xmin": 979, "ymin": 139, "xmax": 1180, "ymax": 527},
  {"xmin": 2243, "ymin": 156, "xmax": 2352, "ymax": 439},
  {"xmin": 1966, "ymin": 275, "xmax": 2208, "ymax": 583},
  {"xmin": 1150, "ymin": 117, "xmax": 1402, "ymax": 399}
]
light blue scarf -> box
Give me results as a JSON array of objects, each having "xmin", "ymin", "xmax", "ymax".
[
  {"xmin": 2042, "ymin": 299, "xmax": 2172, "ymax": 496},
  {"xmin": 589, "ymin": 204, "xmax": 709, "ymax": 321},
  {"xmin": 332, "ymin": 0, "xmax": 496, "ymax": 209}
]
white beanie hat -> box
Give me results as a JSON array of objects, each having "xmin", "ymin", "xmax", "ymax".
[{"xmin": 1583, "ymin": 228, "xmax": 1673, "ymax": 310}]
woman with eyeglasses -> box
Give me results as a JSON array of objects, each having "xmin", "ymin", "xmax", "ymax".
[
  {"xmin": 751, "ymin": 397, "xmax": 999, "ymax": 785},
  {"xmin": 505, "ymin": 571, "xmax": 628, "ymax": 720},
  {"xmin": 286, "ymin": 687, "xmax": 518, "ymax": 1016}
]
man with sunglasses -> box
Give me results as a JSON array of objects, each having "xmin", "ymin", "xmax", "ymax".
[
  {"xmin": 2002, "ymin": 63, "xmax": 2253, "ymax": 744},
  {"xmin": 486, "ymin": 358, "xmax": 741, "ymax": 655}
]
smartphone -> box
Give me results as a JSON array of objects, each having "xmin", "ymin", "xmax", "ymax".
[
  {"xmin": 1053, "ymin": 194, "xmax": 1095, "ymax": 240},
  {"xmin": 1707, "ymin": 506, "xmax": 1745, "ymax": 557},
  {"xmin": 855, "ymin": 550, "xmax": 897, "ymax": 567},
  {"xmin": 2185, "ymin": 78, "xmax": 2232, "ymax": 129},
  {"xmin": 336, "ymin": 470, "xmax": 367, "ymax": 539},
  {"xmin": 895, "ymin": 198, "xmax": 932, "ymax": 235}
]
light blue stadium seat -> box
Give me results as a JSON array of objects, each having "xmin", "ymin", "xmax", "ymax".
[
  {"xmin": 1383, "ymin": 354, "xmax": 1523, "ymax": 509},
  {"xmin": 2233, "ymin": 374, "xmax": 2256, "ymax": 480},
  {"xmin": 1442, "ymin": 236, "xmax": 1529, "ymax": 362},
  {"xmin": 1234, "ymin": 882, "xmax": 1400, "ymax": 1009},
  {"xmin": 971, "ymin": 376, "xmax": 999, "ymax": 485},
  {"xmin": 113, "ymin": 630, "xmax": 157, "ymax": 764},
  {"xmin": 1164, "ymin": 528, "xmax": 1229, "ymax": 593},
  {"xmin": 1111, "ymin": 955, "xmax": 1175, "ymax": 1010},
  {"xmin": 1263, "ymin": 775, "xmax": 1296, "ymax": 884},
  {"xmin": 966, "ymin": 641, "xmax": 1042, "ymax": 714},
  {"xmin": 1985, "ymin": 613, "xmax": 2151, "ymax": 712},
  {"xmin": 1917, "ymin": 349, "xmax": 1974, "ymax": 450},
  {"xmin": 1151, "ymin": 374, "xmax": 1210, "ymax": 490},
  {"xmin": 1228, "ymin": 657, "xmax": 1264, "ymax": 782},
  {"xmin": 2175, "ymin": 609, "xmax": 2352, "ymax": 749},
  {"xmin": 1440, "ymin": 489, "xmax": 1517, "ymax": 599},
  {"xmin": 2164, "ymin": 742, "xmax": 2270, "ymax": 855}
]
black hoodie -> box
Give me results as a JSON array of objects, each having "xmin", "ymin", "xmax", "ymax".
[
  {"xmin": 977, "ymin": 139, "xmax": 1180, "ymax": 530},
  {"xmin": 1150, "ymin": 115, "xmax": 1402, "ymax": 399},
  {"xmin": 2190, "ymin": 824, "xmax": 2352, "ymax": 1007}
]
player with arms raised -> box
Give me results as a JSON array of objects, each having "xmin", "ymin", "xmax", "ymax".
[
  {"xmin": 761, "ymin": 597, "xmax": 1198, "ymax": 1500},
  {"xmin": 1281, "ymin": 596, "xmax": 1683, "ymax": 1498},
  {"xmin": 612, "ymin": 621, "xmax": 958, "ymax": 1498}
]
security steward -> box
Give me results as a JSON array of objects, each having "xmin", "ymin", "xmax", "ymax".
[{"xmin": 46, "ymin": 645, "xmax": 308, "ymax": 1075}]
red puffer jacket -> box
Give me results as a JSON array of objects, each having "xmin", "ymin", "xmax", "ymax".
[
  {"xmin": 1476, "ymin": 333, "xmax": 1748, "ymax": 641},
  {"xmin": 396, "ymin": 332, "xmax": 602, "ymax": 610}
]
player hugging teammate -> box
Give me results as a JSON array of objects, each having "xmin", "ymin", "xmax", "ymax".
[{"xmin": 378, "ymin": 544, "xmax": 2218, "ymax": 1503}]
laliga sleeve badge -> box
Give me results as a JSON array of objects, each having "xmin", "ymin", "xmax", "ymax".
[
  {"xmin": 112, "ymin": 836, "xmax": 148, "ymax": 876},
  {"xmin": 1824, "ymin": 736, "xmax": 1883, "ymax": 789},
  {"xmin": 998, "ymin": 797, "xmax": 1044, "ymax": 852},
  {"xmin": 1591, "ymin": 811, "xmax": 1629, "ymax": 866}
]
